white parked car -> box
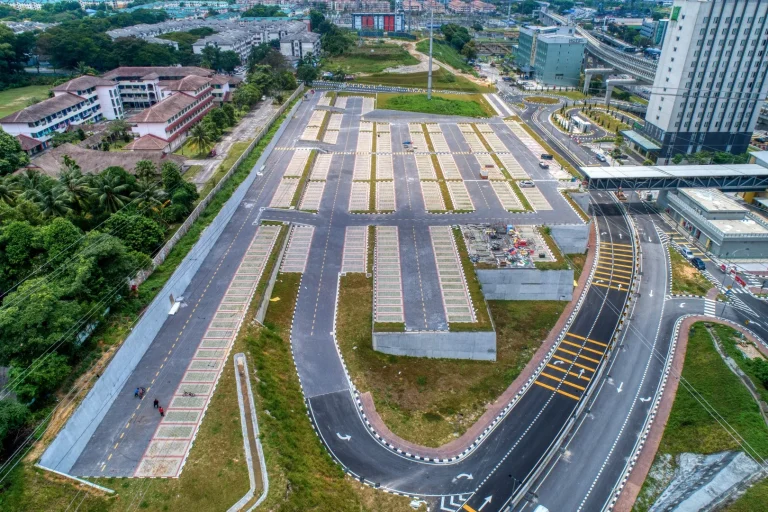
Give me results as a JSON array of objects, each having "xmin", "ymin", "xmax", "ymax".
[{"xmin": 680, "ymin": 246, "xmax": 695, "ymax": 260}]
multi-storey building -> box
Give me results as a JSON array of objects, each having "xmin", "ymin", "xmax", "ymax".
[
  {"xmin": 516, "ymin": 26, "xmax": 586, "ymax": 87},
  {"xmin": 279, "ymin": 31, "xmax": 321, "ymax": 60},
  {"xmin": 640, "ymin": 18, "xmax": 670, "ymax": 47},
  {"xmin": 643, "ymin": 0, "xmax": 768, "ymax": 162},
  {"xmin": 127, "ymin": 76, "xmax": 214, "ymax": 152},
  {"xmin": 102, "ymin": 66, "xmax": 213, "ymax": 109},
  {"xmin": 0, "ymin": 76, "xmax": 122, "ymax": 149}
]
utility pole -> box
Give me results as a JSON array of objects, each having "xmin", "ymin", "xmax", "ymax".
[{"xmin": 427, "ymin": 3, "xmax": 434, "ymax": 100}]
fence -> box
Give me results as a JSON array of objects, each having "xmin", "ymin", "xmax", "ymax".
[
  {"xmin": 39, "ymin": 90, "xmax": 306, "ymax": 475},
  {"xmin": 135, "ymin": 85, "xmax": 306, "ymax": 285}
]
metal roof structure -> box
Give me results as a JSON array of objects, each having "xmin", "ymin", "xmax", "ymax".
[{"xmin": 580, "ymin": 164, "xmax": 768, "ymax": 191}]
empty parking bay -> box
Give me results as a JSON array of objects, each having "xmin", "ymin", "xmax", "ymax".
[
  {"xmin": 376, "ymin": 153, "xmax": 394, "ymax": 180},
  {"xmin": 497, "ymin": 153, "xmax": 529, "ymax": 179},
  {"xmin": 376, "ymin": 181, "xmax": 396, "ymax": 211},
  {"xmin": 357, "ymin": 131, "xmax": 373, "ymax": 153},
  {"xmin": 281, "ymin": 226, "xmax": 314, "ymax": 273},
  {"xmin": 310, "ymin": 154, "xmax": 333, "ymax": 180},
  {"xmin": 520, "ymin": 185, "xmax": 552, "ymax": 210},
  {"xmin": 374, "ymin": 226, "xmax": 404, "ymax": 323},
  {"xmin": 446, "ymin": 181, "xmax": 475, "ymax": 211},
  {"xmin": 414, "ymin": 154, "xmax": 436, "ymax": 180},
  {"xmin": 420, "ymin": 181, "xmax": 446, "ymax": 211},
  {"xmin": 429, "ymin": 226, "xmax": 475, "ymax": 323},
  {"xmin": 491, "ymin": 181, "xmax": 523, "ymax": 211},
  {"xmin": 299, "ymin": 181, "xmax": 325, "ymax": 211},
  {"xmin": 353, "ymin": 154, "xmax": 372, "ymax": 180},
  {"xmin": 284, "ymin": 150, "xmax": 312, "ymax": 178},
  {"xmin": 349, "ymin": 181, "xmax": 370, "ymax": 211},
  {"xmin": 341, "ymin": 226, "xmax": 368, "ymax": 273},
  {"xmin": 270, "ymin": 179, "xmax": 298, "ymax": 208},
  {"xmin": 327, "ymin": 113, "xmax": 343, "ymax": 130}
]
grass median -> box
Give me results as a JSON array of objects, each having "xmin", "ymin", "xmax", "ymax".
[
  {"xmin": 633, "ymin": 323, "xmax": 768, "ymax": 512},
  {"xmin": 354, "ymin": 68, "xmax": 490, "ymax": 93},
  {"xmin": 378, "ymin": 93, "xmax": 494, "ymax": 118},
  {"xmin": 669, "ymin": 248, "xmax": 712, "ymax": 296}
]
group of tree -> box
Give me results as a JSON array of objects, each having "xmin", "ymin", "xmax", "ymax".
[
  {"xmin": 157, "ymin": 27, "xmax": 216, "ymax": 67},
  {"xmin": 0, "ymin": 1, "xmax": 87, "ymax": 24},
  {"xmin": 309, "ymin": 10, "xmax": 353, "ymax": 57},
  {"xmin": 0, "ymin": 154, "xmax": 201, "ymax": 452},
  {"xmin": 247, "ymin": 42, "xmax": 288, "ymax": 73},
  {"xmin": 186, "ymin": 104, "xmax": 237, "ymax": 155},
  {"xmin": 241, "ymin": 5, "xmax": 283, "ymax": 18},
  {"xmin": 671, "ymin": 150, "xmax": 750, "ymax": 165},
  {"xmin": 199, "ymin": 45, "xmax": 241, "ymax": 74},
  {"xmin": 440, "ymin": 24, "xmax": 478, "ymax": 60},
  {"xmin": 0, "ymin": 24, "xmax": 38, "ymax": 87},
  {"xmin": 233, "ymin": 64, "xmax": 296, "ymax": 109}
]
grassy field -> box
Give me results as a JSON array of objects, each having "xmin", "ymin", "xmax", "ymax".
[
  {"xmin": 354, "ymin": 67, "xmax": 491, "ymax": 93},
  {"xmin": 551, "ymin": 90, "xmax": 589, "ymax": 101},
  {"xmin": 633, "ymin": 323, "xmax": 768, "ymax": 511},
  {"xmin": 255, "ymin": 273, "xmax": 416, "ymax": 512},
  {"xmin": 377, "ymin": 93, "xmax": 494, "ymax": 118},
  {"xmin": 669, "ymin": 248, "xmax": 712, "ymax": 296},
  {"xmin": 711, "ymin": 324, "xmax": 768, "ymax": 406},
  {"xmin": 415, "ymin": 39, "xmax": 475, "ymax": 74},
  {"xmin": 323, "ymin": 42, "xmax": 418, "ymax": 74},
  {"xmin": 584, "ymin": 109, "xmax": 632, "ymax": 133},
  {"xmin": 0, "ymin": 85, "xmax": 52, "ymax": 118},
  {"xmin": 337, "ymin": 270, "xmax": 566, "ymax": 447}
]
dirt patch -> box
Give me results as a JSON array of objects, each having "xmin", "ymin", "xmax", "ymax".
[{"xmin": 736, "ymin": 342, "xmax": 765, "ymax": 360}]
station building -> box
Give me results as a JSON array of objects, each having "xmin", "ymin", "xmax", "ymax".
[
  {"xmin": 658, "ymin": 188, "xmax": 768, "ymax": 259},
  {"xmin": 515, "ymin": 26, "xmax": 585, "ymax": 87}
]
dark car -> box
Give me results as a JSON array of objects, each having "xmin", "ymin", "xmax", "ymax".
[{"xmin": 691, "ymin": 257, "xmax": 706, "ymax": 271}]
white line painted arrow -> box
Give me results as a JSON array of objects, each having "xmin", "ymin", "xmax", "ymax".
[
  {"xmin": 579, "ymin": 368, "xmax": 585, "ymax": 379},
  {"xmin": 478, "ymin": 496, "xmax": 493, "ymax": 511},
  {"xmin": 336, "ymin": 433, "xmax": 351, "ymax": 441},
  {"xmin": 649, "ymin": 290, "xmax": 653, "ymax": 297},
  {"xmin": 617, "ymin": 382, "xmax": 624, "ymax": 393},
  {"xmin": 639, "ymin": 397, "xmax": 652, "ymax": 403},
  {"xmin": 553, "ymin": 360, "xmax": 564, "ymax": 365},
  {"xmin": 455, "ymin": 473, "xmax": 473, "ymax": 480}
]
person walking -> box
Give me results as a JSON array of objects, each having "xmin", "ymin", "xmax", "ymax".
[
  {"xmin": 134, "ymin": 387, "xmax": 139, "ymax": 398},
  {"xmin": 153, "ymin": 399, "xmax": 159, "ymax": 409},
  {"xmin": 159, "ymin": 406, "xmax": 164, "ymax": 417}
]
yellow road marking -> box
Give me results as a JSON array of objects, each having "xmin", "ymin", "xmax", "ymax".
[
  {"xmin": 463, "ymin": 504, "xmax": 477, "ymax": 512},
  {"xmin": 593, "ymin": 282, "xmax": 626, "ymax": 291},
  {"xmin": 108, "ymin": 453, "xmax": 113, "ymax": 461},
  {"xmin": 565, "ymin": 332, "xmax": 607, "ymax": 347},
  {"xmin": 552, "ymin": 354, "xmax": 595, "ymax": 372},
  {"xmin": 533, "ymin": 380, "xmax": 580, "ymax": 400},
  {"xmin": 596, "ymin": 265, "xmax": 633, "ymax": 275},
  {"xmin": 602, "ymin": 242, "xmax": 632, "ymax": 247},
  {"xmin": 547, "ymin": 363, "xmax": 591, "ymax": 381},
  {"xmin": 558, "ymin": 378, "xmax": 586, "ymax": 391},
  {"xmin": 557, "ymin": 347, "xmax": 600, "ymax": 364},
  {"xmin": 561, "ymin": 339, "xmax": 604, "ymax": 356},
  {"xmin": 540, "ymin": 372, "xmax": 586, "ymax": 391},
  {"xmin": 597, "ymin": 259, "xmax": 634, "ymax": 269},
  {"xmin": 593, "ymin": 271, "xmax": 632, "ymax": 284},
  {"xmin": 600, "ymin": 255, "xmax": 634, "ymax": 263}
]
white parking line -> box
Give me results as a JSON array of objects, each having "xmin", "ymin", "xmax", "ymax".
[
  {"xmin": 270, "ymin": 179, "xmax": 299, "ymax": 208},
  {"xmin": 520, "ymin": 186, "xmax": 552, "ymax": 210},
  {"xmin": 376, "ymin": 181, "xmax": 396, "ymax": 211},
  {"xmin": 348, "ymin": 181, "xmax": 370, "ymax": 211},
  {"xmin": 299, "ymin": 181, "xmax": 325, "ymax": 211},
  {"xmin": 310, "ymin": 153, "xmax": 333, "ymax": 180},
  {"xmin": 414, "ymin": 153, "xmax": 437, "ymax": 180},
  {"xmin": 284, "ymin": 150, "xmax": 312, "ymax": 178},
  {"xmin": 490, "ymin": 181, "xmax": 523, "ymax": 211},
  {"xmin": 376, "ymin": 153, "xmax": 394, "ymax": 180},
  {"xmin": 353, "ymin": 154, "xmax": 372, "ymax": 180},
  {"xmin": 420, "ymin": 181, "xmax": 446, "ymax": 211},
  {"xmin": 429, "ymin": 226, "xmax": 475, "ymax": 323},
  {"xmin": 341, "ymin": 226, "xmax": 368, "ymax": 273},
  {"xmin": 374, "ymin": 226, "xmax": 404, "ymax": 323},
  {"xmin": 446, "ymin": 181, "xmax": 475, "ymax": 211}
]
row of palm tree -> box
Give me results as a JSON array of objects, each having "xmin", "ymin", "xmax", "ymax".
[{"xmin": 0, "ymin": 158, "xmax": 168, "ymax": 222}]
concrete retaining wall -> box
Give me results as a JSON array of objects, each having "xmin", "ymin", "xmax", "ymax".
[
  {"xmin": 477, "ymin": 268, "xmax": 574, "ymax": 301},
  {"xmin": 373, "ymin": 331, "xmax": 497, "ymax": 361},
  {"xmin": 39, "ymin": 97, "xmax": 305, "ymax": 475},
  {"xmin": 549, "ymin": 223, "xmax": 590, "ymax": 254}
]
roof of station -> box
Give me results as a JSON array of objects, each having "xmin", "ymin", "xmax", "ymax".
[{"xmin": 581, "ymin": 164, "xmax": 768, "ymax": 180}]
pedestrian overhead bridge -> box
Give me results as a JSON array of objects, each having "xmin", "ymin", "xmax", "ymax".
[{"xmin": 580, "ymin": 165, "xmax": 768, "ymax": 191}]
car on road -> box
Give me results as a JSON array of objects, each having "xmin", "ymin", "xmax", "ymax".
[
  {"xmin": 541, "ymin": 153, "xmax": 554, "ymax": 160},
  {"xmin": 680, "ymin": 246, "xmax": 695, "ymax": 260},
  {"xmin": 691, "ymin": 257, "xmax": 706, "ymax": 271},
  {"xmin": 519, "ymin": 180, "xmax": 536, "ymax": 188},
  {"xmin": 538, "ymin": 161, "xmax": 550, "ymax": 169},
  {"xmin": 596, "ymin": 153, "xmax": 607, "ymax": 162}
]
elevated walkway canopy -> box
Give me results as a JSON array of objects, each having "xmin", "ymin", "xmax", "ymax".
[{"xmin": 580, "ymin": 164, "xmax": 768, "ymax": 191}]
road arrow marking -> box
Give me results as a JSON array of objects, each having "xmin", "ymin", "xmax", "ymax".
[
  {"xmin": 478, "ymin": 496, "xmax": 493, "ymax": 511},
  {"xmin": 649, "ymin": 290, "xmax": 653, "ymax": 297},
  {"xmin": 578, "ymin": 368, "xmax": 585, "ymax": 379},
  {"xmin": 619, "ymin": 233, "xmax": 623, "ymax": 239},
  {"xmin": 639, "ymin": 397, "xmax": 652, "ymax": 403},
  {"xmin": 336, "ymin": 433, "xmax": 351, "ymax": 441},
  {"xmin": 617, "ymin": 382, "xmax": 624, "ymax": 393},
  {"xmin": 455, "ymin": 473, "xmax": 473, "ymax": 480},
  {"xmin": 553, "ymin": 360, "xmax": 564, "ymax": 365},
  {"xmin": 680, "ymin": 303, "xmax": 686, "ymax": 308}
]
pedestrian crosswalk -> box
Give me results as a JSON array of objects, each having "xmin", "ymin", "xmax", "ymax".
[{"xmin": 704, "ymin": 299, "xmax": 717, "ymax": 317}]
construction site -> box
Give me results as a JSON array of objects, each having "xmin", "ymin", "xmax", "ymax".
[{"xmin": 461, "ymin": 224, "xmax": 557, "ymax": 269}]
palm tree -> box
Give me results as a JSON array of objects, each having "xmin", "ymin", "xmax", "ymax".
[
  {"xmin": 131, "ymin": 178, "xmax": 167, "ymax": 217},
  {"xmin": 75, "ymin": 61, "xmax": 97, "ymax": 76},
  {"xmin": 107, "ymin": 120, "xmax": 130, "ymax": 141},
  {"xmin": 15, "ymin": 169, "xmax": 45, "ymax": 202},
  {"xmin": 187, "ymin": 123, "xmax": 213, "ymax": 156},
  {"xmin": 93, "ymin": 173, "xmax": 131, "ymax": 214},
  {"xmin": 134, "ymin": 160, "xmax": 157, "ymax": 181},
  {"xmin": 0, "ymin": 176, "xmax": 19, "ymax": 206},
  {"xmin": 58, "ymin": 166, "xmax": 93, "ymax": 213},
  {"xmin": 35, "ymin": 185, "xmax": 71, "ymax": 218}
]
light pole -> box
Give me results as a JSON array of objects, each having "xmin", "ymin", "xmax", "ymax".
[{"xmin": 427, "ymin": 3, "xmax": 434, "ymax": 100}]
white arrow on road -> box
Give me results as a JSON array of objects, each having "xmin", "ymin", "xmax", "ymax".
[
  {"xmin": 478, "ymin": 496, "xmax": 493, "ymax": 511},
  {"xmin": 619, "ymin": 233, "xmax": 623, "ymax": 239},
  {"xmin": 680, "ymin": 303, "xmax": 686, "ymax": 308},
  {"xmin": 617, "ymin": 382, "xmax": 624, "ymax": 393},
  {"xmin": 578, "ymin": 368, "xmax": 585, "ymax": 379},
  {"xmin": 336, "ymin": 433, "xmax": 351, "ymax": 441},
  {"xmin": 553, "ymin": 360, "xmax": 564, "ymax": 365},
  {"xmin": 455, "ymin": 473, "xmax": 473, "ymax": 480},
  {"xmin": 649, "ymin": 290, "xmax": 653, "ymax": 297},
  {"xmin": 639, "ymin": 397, "xmax": 652, "ymax": 403}
]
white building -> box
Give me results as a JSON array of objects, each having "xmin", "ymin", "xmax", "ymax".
[
  {"xmin": 126, "ymin": 75, "xmax": 215, "ymax": 152},
  {"xmin": 0, "ymin": 75, "xmax": 122, "ymax": 148},
  {"xmin": 102, "ymin": 66, "xmax": 213, "ymax": 109},
  {"xmin": 643, "ymin": 0, "xmax": 768, "ymax": 162},
  {"xmin": 279, "ymin": 31, "xmax": 321, "ymax": 60}
]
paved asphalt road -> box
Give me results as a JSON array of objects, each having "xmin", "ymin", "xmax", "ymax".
[{"xmin": 55, "ymin": 86, "xmax": 768, "ymax": 511}]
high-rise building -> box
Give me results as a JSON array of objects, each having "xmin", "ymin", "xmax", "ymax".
[
  {"xmin": 516, "ymin": 26, "xmax": 586, "ymax": 87},
  {"xmin": 643, "ymin": 0, "xmax": 768, "ymax": 162}
]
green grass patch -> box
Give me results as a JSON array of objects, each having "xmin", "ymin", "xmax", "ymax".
[
  {"xmin": 354, "ymin": 67, "xmax": 490, "ymax": 93},
  {"xmin": 377, "ymin": 93, "xmax": 493, "ymax": 118},
  {"xmin": 422, "ymin": 127, "xmax": 454, "ymax": 211},
  {"xmin": 415, "ymin": 39, "xmax": 475, "ymax": 74},
  {"xmin": 374, "ymin": 322, "xmax": 406, "ymax": 332},
  {"xmin": 711, "ymin": 324, "xmax": 768, "ymax": 405},
  {"xmin": 583, "ymin": 109, "xmax": 631, "ymax": 133},
  {"xmin": 561, "ymin": 190, "xmax": 590, "ymax": 222},
  {"xmin": 450, "ymin": 227, "xmax": 492, "ymax": 332},
  {"xmin": 337, "ymin": 267, "xmax": 566, "ymax": 447},
  {"xmin": 550, "ymin": 90, "xmax": 588, "ymax": 101},
  {"xmin": 323, "ymin": 41, "xmax": 419, "ymax": 74},
  {"xmin": 725, "ymin": 476, "xmax": 768, "ymax": 511},
  {"xmin": 184, "ymin": 164, "xmax": 204, "ymax": 182},
  {"xmin": 0, "ymin": 84, "xmax": 52, "ymax": 118},
  {"xmin": 534, "ymin": 228, "xmax": 570, "ymax": 271},
  {"xmin": 195, "ymin": 140, "xmax": 255, "ymax": 199},
  {"xmin": 567, "ymin": 252, "xmax": 588, "ymax": 281},
  {"xmin": 510, "ymin": 180, "xmax": 533, "ymax": 212},
  {"xmin": 525, "ymin": 96, "xmax": 560, "ymax": 104},
  {"xmin": 634, "ymin": 323, "xmax": 768, "ymax": 511},
  {"xmin": 669, "ymin": 248, "xmax": 712, "ymax": 296}
]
